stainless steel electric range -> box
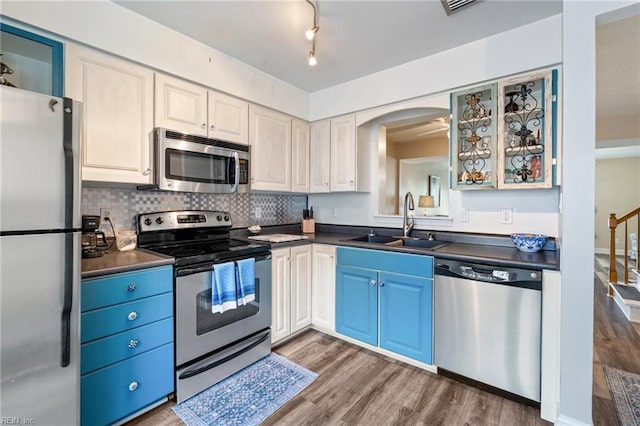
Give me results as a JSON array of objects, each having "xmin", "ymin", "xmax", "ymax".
[{"xmin": 137, "ymin": 210, "xmax": 272, "ymax": 402}]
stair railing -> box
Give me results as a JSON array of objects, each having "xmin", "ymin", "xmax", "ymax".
[{"xmin": 609, "ymin": 207, "xmax": 640, "ymax": 287}]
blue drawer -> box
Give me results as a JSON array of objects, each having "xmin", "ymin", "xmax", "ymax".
[
  {"xmin": 81, "ymin": 318, "xmax": 174, "ymax": 375},
  {"xmin": 81, "ymin": 293, "xmax": 173, "ymax": 343},
  {"xmin": 81, "ymin": 343, "xmax": 174, "ymax": 426},
  {"xmin": 337, "ymin": 247, "xmax": 433, "ymax": 278},
  {"xmin": 82, "ymin": 266, "xmax": 172, "ymax": 312}
]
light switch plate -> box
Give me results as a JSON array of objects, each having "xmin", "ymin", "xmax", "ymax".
[{"xmin": 501, "ymin": 208, "xmax": 513, "ymax": 224}]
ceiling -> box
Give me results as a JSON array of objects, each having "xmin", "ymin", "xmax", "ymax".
[{"xmin": 114, "ymin": 0, "xmax": 562, "ymax": 92}]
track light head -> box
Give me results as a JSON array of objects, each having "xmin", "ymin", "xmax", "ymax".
[
  {"xmin": 305, "ymin": 26, "xmax": 319, "ymax": 41},
  {"xmin": 308, "ymin": 51, "xmax": 317, "ymax": 66}
]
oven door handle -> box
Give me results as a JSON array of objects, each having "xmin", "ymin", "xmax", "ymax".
[
  {"xmin": 178, "ymin": 330, "xmax": 270, "ymax": 380},
  {"xmin": 176, "ymin": 253, "xmax": 271, "ymax": 277}
]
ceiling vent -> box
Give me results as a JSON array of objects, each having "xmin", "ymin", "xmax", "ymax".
[{"xmin": 441, "ymin": 0, "xmax": 477, "ymax": 15}]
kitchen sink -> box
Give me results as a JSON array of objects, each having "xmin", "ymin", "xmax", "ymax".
[
  {"xmin": 399, "ymin": 238, "xmax": 448, "ymax": 250},
  {"xmin": 349, "ymin": 235, "xmax": 399, "ymax": 244},
  {"xmin": 348, "ymin": 235, "xmax": 448, "ymax": 250}
]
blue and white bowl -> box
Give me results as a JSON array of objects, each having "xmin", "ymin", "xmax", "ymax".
[{"xmin": 511, "ymin": 233, "xmax": 547, "ymax": 252}]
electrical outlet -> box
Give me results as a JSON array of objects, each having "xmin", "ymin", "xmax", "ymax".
[
  {"xmin": 100, "ymin": 208, "xmax": 111, "ymax": 223},
  {"xmin": 501, "ymin": 208, "xmax": 513, "ymax": 224},
  {"xmin": 332, "ymin": 207, "xmax": 338, "ymax": 217},
  {"xmin": 255, "ymin": 207, "xmax": 262, "ymax": 219},
  {"xmin": 460, "ymin": 208, "xmax": 469, "ymax": 223}
]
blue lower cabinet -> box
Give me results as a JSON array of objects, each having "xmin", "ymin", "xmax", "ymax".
[
  {"xmin": 81, "ymin": 343, "xmax": 174, "ymax": 426},
  {"xmin": 81, "ymin": 318, "xmax": 174, "ymax": 375},
  {"xmin": 336, "ymin": 247, "xmax": 434, "ymax": 364},
  {"xmin": 336, "ymin": 265, "xmax": 378, "ymax": 345},
  {"xmin": 379, "ymin": 272, "xmax": 433, "ymax": 364}
]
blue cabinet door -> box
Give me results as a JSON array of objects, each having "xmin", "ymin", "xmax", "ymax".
[
  {"xmin": 379, "ymin": 271, "xmax": 432, "ymax": 364},
  {"xmin": 335, "ymin": 265, "xmax": 378, "ymax": 346}
]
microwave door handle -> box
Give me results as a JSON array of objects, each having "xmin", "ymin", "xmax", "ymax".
[{"xmin": 231, "ymin": 151, "xmax": 239, "ymax": 192}]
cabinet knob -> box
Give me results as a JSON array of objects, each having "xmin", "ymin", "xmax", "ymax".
[
  {"xmin": 201, "ymin": 123, "xmax": 206, "ymax": 129},
  {"xmin": 127, "ymin": 312, "xmax": 138, "ymax": 321},
  {"xmin": 370, "ymin": 279, "xmax": 376, "ymax": 287},
  {"xmin": 128, "ymin": 381, "xmax": 138, "ymax": 392},
  {"xmin": 127, "ymin": 283, "xmax": 136, "ymax": 292},
  {"xmin": 349, "ymin": 180, "xmax": 354, "ymax": 185},
  {"xmin": 379, "ymin": 281, "xmax": 385, "ymax": 287},
  {"xmin": 210, "ymin": 124, "xmax": 215, "ymax": 130},
  {"xmin": 128, "ymin": 339, "xmax": 139, "ymax": 348},
  {"xmin": 142, "ymin": 168, "xmax": 151, "ymax": 176}
]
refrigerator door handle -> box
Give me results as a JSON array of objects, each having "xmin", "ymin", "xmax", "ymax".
[{"xmin": 60, "ymin": 98, "xmax": 74, "ymax": 368}]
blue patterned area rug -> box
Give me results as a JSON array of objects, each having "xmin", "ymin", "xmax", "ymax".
[
  {"xmin": 603, "ymin": 365, "xmax": 640, "ymax": 425},
  {"xmin": 172, "ymin": 353, "xmax": 318, "ymax": 426}
]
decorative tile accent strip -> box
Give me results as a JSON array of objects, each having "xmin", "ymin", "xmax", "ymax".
[{"xmin": 82, "ymin": 187, "xmax": 307, "ymax": 233}]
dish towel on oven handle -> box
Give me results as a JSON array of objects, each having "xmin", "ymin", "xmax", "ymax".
[
  {"xmin": 211, "ymin": 261, "xmax": 238, "ymax": 313},
  {"xmin": 235, "ymin": 257, "xmax": 256, "ymax": 305}
]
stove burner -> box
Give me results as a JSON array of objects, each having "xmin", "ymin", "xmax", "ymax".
[{"xmin": 169, "ymin": 248, "xmax": 206, "ymax": 257}]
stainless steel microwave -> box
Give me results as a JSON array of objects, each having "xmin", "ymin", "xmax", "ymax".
[{"xmin": 149, "ymin": 128, "xmax": 250, "ymax": 194}]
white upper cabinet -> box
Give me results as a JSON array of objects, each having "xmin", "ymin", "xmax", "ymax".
[
  {"xmin": 155, "ymin": 73, "xmax": 248, "ymax": 144},
  {"xmin": 155, "ymin": 73, "xmax": 208, "ymax": 136},
  {"xmin": 249, "ymin": 104, "xmax": 292, "ymax": 191},
  {"xmin": 309, "ymin": 120, "xmax": 331, "ymax": 193},
  {"xmin": 65, "ymin": 44, "xmax": 154, "ymax": 184},
  {"xmin": 208, "ymin": 91, "xmax": 248, "ymax": 144},
  {"xmin": 291, "ymin": 119, "xmax": 310, "ymax": 193},
  {"xmin": 330, "ymin": 113, "xmax": 357, "ymax": 191}
]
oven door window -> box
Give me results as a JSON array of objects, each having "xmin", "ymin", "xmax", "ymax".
[
  {"xmin": 166, "ymin": 149, "xmax": 231, "ymax": 184},
  {"xmin": 195, "ymin": 278, "xmax": 261, "ymax": 335}
]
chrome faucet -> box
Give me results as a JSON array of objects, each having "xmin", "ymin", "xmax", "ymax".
[{"xmin": 403, "ymin": 192, "xmax": 415, "ymax": 238}]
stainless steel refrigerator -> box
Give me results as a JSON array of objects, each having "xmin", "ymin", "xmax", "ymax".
[{"xmin": 0, "ymin": 86, "xmax": 81, "ymax": 425}]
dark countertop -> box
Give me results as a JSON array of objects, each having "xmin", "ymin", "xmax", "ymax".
[
  {"xmin": 232, "ymin": 224, "xmax": 560, "ymax": 271},
  {"xmin": 82, "ymin": 249, "xmax": 174, "ymax": 279}
]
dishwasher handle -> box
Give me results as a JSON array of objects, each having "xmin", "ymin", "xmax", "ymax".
[{"xmin": 435, "ymin": 259, "xmax": 542, "ymax": 291}]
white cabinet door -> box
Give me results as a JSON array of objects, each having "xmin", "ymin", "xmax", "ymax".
[
  {"xmin": 271, "ymin": 248, "xmax": 291, "ymax": 343},
  {"xmin": 309, "ymin": 120, "xmax": 331, "ymax": 193},
  {"xmin": 208, "ymin": 91, "xmax": 248, "ymax": 144},
  {"xmin": 65, "ymin": 44, "xmax": 154, "ymax": 184},
  {"xmin": 155, "ymin": 73, "xmax": 208, "ymax": 136},
  {"xmin": 330, "ymin": 113, "xmax": 357, "ymax": 191},
  {"xmin": 290, "ymin": 245, "xmax": 312, "ymax": 333},
  {"xmin": 249, "ymin": 105, "xmax": 292, "ymax": 191},
  {"xmin": 291, "ymin": 119, "xmax": 310, "ymax": 193},
  {"xmin": 311, "ymin": 244, "xmax": 336, "ymax": 332}
]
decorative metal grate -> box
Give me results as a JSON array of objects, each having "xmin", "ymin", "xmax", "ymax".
[{"xmin": 457, "ymin": 91, "xmax": 492, "ymax": 185}]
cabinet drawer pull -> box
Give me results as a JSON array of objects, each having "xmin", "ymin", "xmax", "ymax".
[
  {"xmin": 210, "ymin": 124, "xmax": 215, "ymax": 130},
  {"xmin": 127, "ymin": 312, "xmax": 138, "ymax": 321},
  {"xmin": 128, "ymin": 381, "xmax": 138, "ymax": 392},
  {"xmin": 370, "ymin": 279, "xmax": 376, "ymax": 287},
  {"xmin": 379, "ymin": 281, "xmax": 385, "ymax": 287},
  {"xmin": 127, "ymin": 283, "xmax": 136, "ymax": 292},
  {"xmin": 142, "ymin": 168, "xmax": 151, "ymax": 176},
  {"xmin": 201, "ymin": 123, "xmax": 206, "ymax": 129},
  {"xmin": 128, "ymin": 339, "xmax": 139, "ymax": 348}
]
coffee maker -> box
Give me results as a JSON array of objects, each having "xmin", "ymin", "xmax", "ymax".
[{"xmin": 82, "ymin": 215, "xmax": 107, "ymax": 258}]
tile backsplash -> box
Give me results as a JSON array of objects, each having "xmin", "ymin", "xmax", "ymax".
[{"xmin": 82, "ymin": 187, "xmax": 307, "ymax": 233}]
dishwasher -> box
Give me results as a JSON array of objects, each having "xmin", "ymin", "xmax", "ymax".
[{"xmin": 434, "ymin": 258, "xmax": 542, "ymax": 404}]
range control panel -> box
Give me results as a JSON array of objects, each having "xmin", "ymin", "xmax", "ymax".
[{"xmin": 137, "ymin": 210, "xmax": 231, "ymax": 233}]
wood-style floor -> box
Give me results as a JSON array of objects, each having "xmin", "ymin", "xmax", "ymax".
[
  {"xmin": 128, "ymin": 255, "xmax": 638, "ymax": 426},
  {"xmin": 592, "ymin": 254, "xmax": 640, "ymax": 426}
]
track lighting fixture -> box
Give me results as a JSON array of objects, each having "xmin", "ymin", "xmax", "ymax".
[{"xmin": 305, "ymin": 0, "xmax": 319, "ymax": 66}]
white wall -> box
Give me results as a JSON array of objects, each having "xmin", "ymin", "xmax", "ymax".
[
  {"xmin": 560, "ymin": 2, "xmax": 638, "ymax": 424},
  {"xmin": 309, "ymin": 15, "xmax": 563, "ymax": 238},
  {"xmin": 0, "ymin": 0, "xmax": 308, "ymax": 119},
  {"xmin": 309, "ymin": 14, "xmax": 562, "ymax": 121}
]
